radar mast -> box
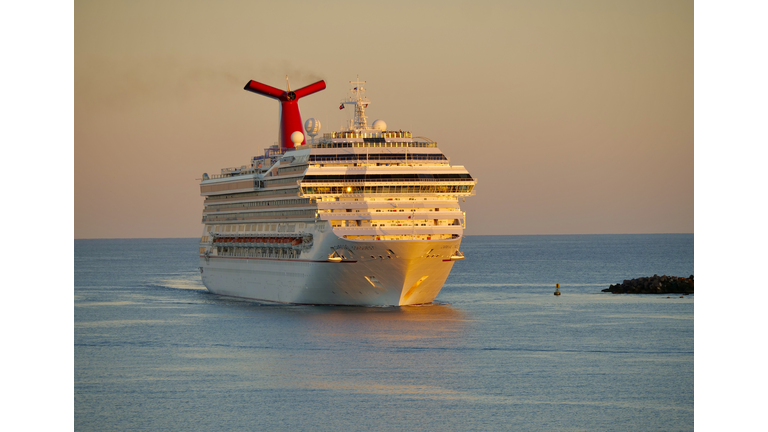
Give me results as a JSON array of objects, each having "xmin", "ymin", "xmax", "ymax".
[{"xmin": 340, "ymin": 75, "xmax": 370, "ymax": 131}]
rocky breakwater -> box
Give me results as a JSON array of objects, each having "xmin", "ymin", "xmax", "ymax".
[{"xmin": 602, "ymin": 275, "xmax": 694, "ymax": 294}]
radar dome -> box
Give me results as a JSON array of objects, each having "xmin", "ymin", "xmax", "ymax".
[
  {"xmin": 290, "ymin": 131, "xmax": 304, "ymax": 146},
  {"xmin": 372, "ymin": 119, "xmax": 387, "ymax": 131},
  {"xmin": 304, "ymin": 118, "xmax": 321, "ymax": 136}
]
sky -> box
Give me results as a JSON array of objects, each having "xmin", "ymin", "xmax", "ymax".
[
  {"xmin": 75, "ymin": 0, "xmax": 693, "ymax": 238},
  {"xmin": 9, "ymin": 2, "xmax": 768, "ymax": 426}
]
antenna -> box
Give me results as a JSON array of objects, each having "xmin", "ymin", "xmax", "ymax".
[
  {"xmin": 339, "ymin": 75, "xmax": 370, "ymax": 130},
  {"xmin": 244, "ymin": 78, "xmax": 326, "ymax": 148}
]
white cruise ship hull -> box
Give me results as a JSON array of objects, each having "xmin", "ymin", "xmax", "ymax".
[
  {"xmin": 198, "ymin": 77, "xmax": 475, "ymax": 307},
  {"xmin": 199, "ymin": 232, "xmax": 461, "ymax": 306}
]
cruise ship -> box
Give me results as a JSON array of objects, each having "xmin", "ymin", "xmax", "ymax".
[{"xmin": 198, "ymin": 77, "xmax": 476, "ymax": 305}]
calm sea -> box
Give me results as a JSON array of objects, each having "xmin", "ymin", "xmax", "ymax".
[{"xmin": 75, "ymin": 234, "xmax": 693, "ymax": 431}]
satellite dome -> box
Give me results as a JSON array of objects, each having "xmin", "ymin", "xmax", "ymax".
[
  {"xmin": 372, "ymin": 119, "xmax": 387, "ymax": 131},
  {"xmin": 290, "ymin": 131, "xmax": 304, "ymax": 146},
  {"xmin": 304, "ymin": 118, "xmax": 321, "ymax": 136}
]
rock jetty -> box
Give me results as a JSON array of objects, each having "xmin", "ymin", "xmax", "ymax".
[{"xmin": 602, "ymin": 275, "xmax": 693, "ymax": 294}]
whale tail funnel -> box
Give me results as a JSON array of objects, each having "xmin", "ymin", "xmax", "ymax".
[{"xmin": 244, "ymin": 79, "xmax": 326, "ymax": 148}]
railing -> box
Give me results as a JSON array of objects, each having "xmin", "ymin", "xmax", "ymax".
[
  {"xmin": 205, "ymin": 170, "xmax": 258, "ymax": 180},
  {"xmin": 309, "ymin": 142, "xmax": 437, "ymax": 149},
  {"xmin": 326, "ymin": 226, "xmax": 463, "ymax": 231},
  {"xmin": 322, "ymin": 131, "xmax": 413, "ymax": 139},
  {"xmin": 309, "ymin": 158, "xmax": 448, "ymax": 165},
  {"xmin": 300, "ymin": 178, "xmax": 475, "ymax": 184}
]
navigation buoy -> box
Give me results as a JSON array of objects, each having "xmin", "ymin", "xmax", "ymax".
[{"xmin": 554, "ymin": 284, "xmax": 561, "ymax": 296}]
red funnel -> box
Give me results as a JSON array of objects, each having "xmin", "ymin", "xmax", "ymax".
[{"xmin": 244, "ymin": 79, "xmax": 326, "ymax": 148}]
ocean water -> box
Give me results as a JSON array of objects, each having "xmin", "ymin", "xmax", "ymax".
[{"xmin": 75, "ymin": 234, "xmax": 693, "ymax": 431}]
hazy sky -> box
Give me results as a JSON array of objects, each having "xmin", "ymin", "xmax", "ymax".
[{"xmin": 75, "ymin": 0, "xmax": 692, "ymax": 238}]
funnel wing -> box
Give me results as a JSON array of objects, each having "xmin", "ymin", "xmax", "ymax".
[
  {"xmin": 293, "ymin": 80, "xmax": 326, "ymax": 99},
  {"xmin": 243, "ymin": 80, "xmax": 285, "ymax": 99}
]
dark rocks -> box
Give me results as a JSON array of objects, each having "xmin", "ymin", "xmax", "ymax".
[{"xmin": 602, "ymin": 275, "xmax": 694, "ymax": 294}]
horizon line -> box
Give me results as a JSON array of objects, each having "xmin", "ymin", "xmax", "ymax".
[{"xmin": 74, "ymin": 232, "xmax": 694, "ymax": 240}]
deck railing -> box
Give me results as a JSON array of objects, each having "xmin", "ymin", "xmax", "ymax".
[
  {"xmin": 309, "ymin": 142, "xmax": 437, "ymax": 149},
  {"xmin": 300, "ymin": 178, "xmax": 474, "ymax": 184}
]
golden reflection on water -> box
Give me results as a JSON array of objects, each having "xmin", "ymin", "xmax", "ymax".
[
  {"xmin": 304, "ymin": 303, "xmax": 469, "ymax": 342},
  {"xmin": 172, "ymin": 301, "xmax": 476, "ymax": 402},
  {"xmin": 250, "ymin": 304, "xmax": 472, "ymax": 403}
]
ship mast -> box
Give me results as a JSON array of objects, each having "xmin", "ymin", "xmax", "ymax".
[{"xmin": 340, "ymin": 75, "xmax": 370, "ymax": 131}]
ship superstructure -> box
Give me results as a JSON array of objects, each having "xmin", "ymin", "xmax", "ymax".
[{"xmin": 198, "ymin": 77, "xmax": 476, "ymax": 305}]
